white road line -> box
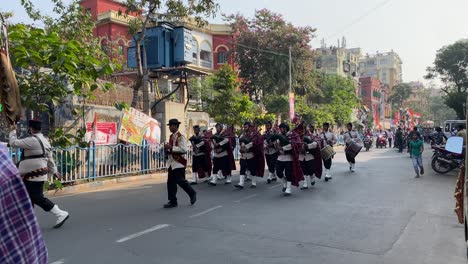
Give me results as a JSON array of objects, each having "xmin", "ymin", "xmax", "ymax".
[
  {"xmin": 50, "ymin": 259, "xmax": 65, "ymax": 264},
  {"xmin": 234, "ymin": 194, "xmax": 257, "ymax": 203},
  {"xmin": 268, "ymin": 184, "xmax": 282, "ymax": 190},
  {"xmin": 189, "ymin": 205, "xmax": 222, "ymax": 218},
  {"xmin": 116, "ymin": 224, "xmax": 170, "ymax": 243}
]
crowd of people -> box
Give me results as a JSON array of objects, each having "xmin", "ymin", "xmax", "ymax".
[{"xmin": 163, "ymin": 119, "xmax": 364, "ymax": 208}]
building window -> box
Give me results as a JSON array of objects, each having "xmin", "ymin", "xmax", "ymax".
[
  {"xmin": 217, "ymin": 51, "xmax": 227, "ymax": 64},
  {"xmin": 118, "ymin": 45, "xmax": 124, "ymax": 55}
]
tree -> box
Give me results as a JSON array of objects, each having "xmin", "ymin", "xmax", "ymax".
[
  {"xmin": 228, "ymin": 9, "xmax": 316, "ymax": 101},
  {"xmin": 429, "ymin": 95, "xmax": 457, "ymax": 126},
  {"xmin": 264, "ymin": 94, "xmax": 289, "ymax": 121},
  {"xmin": 426, "ymin": 39, "xmax": 468, "ymax": 119},
  {"xmin": 388, "ymin": 83, "xmax": 412, "ymax": 110},
  {"xmin": 123, "ymin": 0, "xmax": 218, "ymax": 114},
  {"xmin": 10, "ymin": 0, "xmax": 118, "ymax": 146},
  {"xmin": 205, "ymin": 65, "xmax": 273, "ymax": 126}
]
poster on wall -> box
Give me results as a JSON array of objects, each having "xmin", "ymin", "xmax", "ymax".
[
  {"xmin": 85, "ymin": 122, "xmax": 118, "ymax": 145},
  {"xmin": 118, "ymin": 108, "xmax": 161, "ymax": 145}
]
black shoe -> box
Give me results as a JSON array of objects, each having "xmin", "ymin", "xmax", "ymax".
[
  {"xmin": 54, "ymin": 214, "xmax": 70, "ymax": 229},
  {"xmin": 271, "ymin": 178, "xmax": 277, "ymax": 182},
  {"xmin": 282, "ymin": 187, "xmax": 286, "ymax": 192},
  {"xmin": 250, "ymin": 184, "xmax": 257, "ymax": 188},
  {"xmin": 245, "ymin": 178, "xmax": 251, "ymax": 182},
  {"xmin": 225, "ymin": 181, "xmax": 232, "ymax": 185},
  {"xmin": 300, "ymin": 186, "xmax": 308, "ymax": 190},
  {"xmin": 234, "ymin": 184, "xmax": 244, "ymax": 189},
  {"xmin": 207, "ymin": 182, "xmax": 216, "ymax": 186},
  {"xmin": 190, "ymin": 182, "xmax": 197, "ymax": 185},
  {"xmin": 163, "ymin": 202, "xmax": 178, "ymax": 209},
  {"xmin": 267, "ymin": 179, "xmax": 272, "ymax": 184},
  {"xmin": 311, "ymin": 181, "xmax": 315, "ymax": 186},
  {"xmin": 190, "ymin": 193, "xmax": 197, "ymax": 205},
  {"xmin": 420, "ymin": 167, "xmax": 424, "ymax": 175}
]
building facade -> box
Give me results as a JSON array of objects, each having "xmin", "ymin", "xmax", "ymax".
[
  {"xmin": 359, "ymin": 51, "xmax": 403, "ymax": 90},
  {"xmin": 313, "ymin": 46, "xmax": 361, "ymax": 78},
  {"xmin": 359, "ymin": 77, "xmax": 383, "ymax": 128}
]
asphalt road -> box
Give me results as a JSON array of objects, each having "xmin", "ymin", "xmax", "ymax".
[{"xmin": 37, "ymin": 145, "xmax": 466, "ymax": 264}]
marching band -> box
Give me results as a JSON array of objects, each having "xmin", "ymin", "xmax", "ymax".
[{"xmin": 185, "ymin": 119, "xmax": 363, "ymax": 198}]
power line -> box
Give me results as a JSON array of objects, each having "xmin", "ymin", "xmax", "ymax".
[{"xmin": 325, "ymin": 0, "xmax": 392, "ymax": 41}]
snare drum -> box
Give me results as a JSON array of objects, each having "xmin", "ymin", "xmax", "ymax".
[
  {"xmin": 345, "ymin": 140, "xmax": 362, "ymax": 159},
  {"xmin": 321, "ymin": 145, "xmax": 336, "ymax": 161}
]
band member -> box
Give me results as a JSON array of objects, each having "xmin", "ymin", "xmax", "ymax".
[
  {"xmin": 9, "ymin": 120, "xmax": 69, "ymax": 228},
  {"xmin": 319, "ymin": 122, "xmax": 337, "ymax": 181},
  {"xmin": 209, "ymin": 123, "xmax": 232, "ymax": 186},
  {"xmin": 275, "ymin": 123, "xmax": 294, "ymax": 195},
  {"xmin": 163, "ymin": 119, "xmax": 196, "ymax": 208},
  {"xmin": 189, "ymin": 125, "xmax": 211, "ymax": 185},
  {"xmin": 263, "ymin": 121, "xmax": 278, "ymax": 183},
  {"xmin": 235, "ymin": 122, "xmax": 257, "ymax": 189},
  {"xmin": 300, "ymin": 125, "xmax": 319, "ymax": 190},
  {"xmin": 343, "ymin": 122, "xmax": 361, "ymax": 172}
]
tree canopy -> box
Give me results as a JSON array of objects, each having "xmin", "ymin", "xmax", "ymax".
[
  {"xmin": 388, "ymin": 83, "xmax": 412, "ymax": 110},
  {"xmin": 228, "ymin": 9, "xmax": 316, "ymax": 101},
  {"xmin": 426, "ymin": 39, "xmax": 468, "ymax": 119}
]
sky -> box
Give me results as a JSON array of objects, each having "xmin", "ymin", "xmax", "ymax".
[{"xmin": 3, "ymin": 0, "xmax": 468, "ymax": 84}]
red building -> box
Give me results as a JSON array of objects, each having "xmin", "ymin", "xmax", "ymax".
[{"xmin": 359, "ymin": 77, "xmax": 382, "ymax": 127}]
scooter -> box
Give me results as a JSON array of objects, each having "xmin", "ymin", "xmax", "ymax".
[
  {"xmin": 376, "ymin": 134, "xmax": 387, "ymax": 148},
  {"xmin": 363, "ymin": 136, "xmax": 372, "ymax": 151},
  {"xmin": 431, "ymin": 145, "xmax": 464, "ymax": 174}
]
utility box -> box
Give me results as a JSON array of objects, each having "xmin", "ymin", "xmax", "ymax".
[
  {"xmin": 173, "ymin": 27, "xmax": 193, "ymax": 66},
  {"xmin": 127, "ymin": 23, "xmax": 192, "ymax": 69}
]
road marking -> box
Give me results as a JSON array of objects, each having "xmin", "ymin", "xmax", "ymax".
[
  {"xmin": 116, "ymin": 224, "xmax": 170, "ymax": 243},
  {"xmin": 50, "ymin": 259, "xmax": 65, "ymax": 264},
  {"xmin": 234, "ymin": 194, "xmax": 257, "ymax": 203},
  {"xmin": 268, "ymin": 184, "xmax": 282, "ymax": 190},
  {"xmin": 189, "ymin": 205, "xmax": 222, "ymax": 218}
]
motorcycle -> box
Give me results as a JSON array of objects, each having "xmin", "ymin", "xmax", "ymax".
[
  {"xmin": 431, "ymin": 145, "xmax": 464, "ymax": 174},
  {"xmin": 376, "ymin": 134, "xmax": 387, "ymax": 148},
  {"xmin": 363, "ymin": 136, "xmax": 372, "ymax": 151}
]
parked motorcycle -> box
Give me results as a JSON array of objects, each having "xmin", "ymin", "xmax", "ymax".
[
  {"xmin": 376, "ymin": 134, "xmax": 387, "ymax": 148},
  {"xmin": 431, "ymin": 145, "xmax": 464, "ymax": 174},
  {"xmin": 363, "ymin": 136, "xmax": 372, "ymax": 151}
]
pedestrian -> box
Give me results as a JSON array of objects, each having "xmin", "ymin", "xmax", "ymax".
[
  {"xmin": 9, "ymin": 120, "xmax": 69, "ymax": 228},
  {"xmin": 209, "ymin": 123, "xmax": 232, "ymax": 186},
  {"xmin": 409, "ymin": 132, "xmax": 424, "ymax": 178},
  {"xmin": 387, "ymin": 129, "xmax": 394, "ymax": 148},
  {"xmin": 319, "ymin": 122, "xmax": 337, "ymax": 181},
  {"xmin": 300, "ymin": 124, "xmax": 319, "ymax": 190},
  {"xmin": 395, "ymin": 127, "xmax": 403, "ymax": 153},
  {"xmin": 456, "ymin": 124, "xmax": 466, "ymax": 145},
  {"xmin": 163, "ymin": 119, "xmax": 197, "ymax": 208},
  {"xmin": 343, "ymin": 123, "xmax": 361, "ymax": 172},
  {"xmin": 0, "ymin": 144, "xmax": 48, "ymax": 264},
  {"xmin": 274, "ymin": 123, "xmax": 295, "ymax": 195}
]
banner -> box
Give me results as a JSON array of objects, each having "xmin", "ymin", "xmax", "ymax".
[
  {"xmin": 118, "ymin": 108, "xmax": 161, "ymax": 145},
  {"xmin": 85, "ymin": 122, "xmax": 118, "ymax": 145},
  {"xmin": 289, "ymin": 92, "xmax": 295, "ymax": 121}
]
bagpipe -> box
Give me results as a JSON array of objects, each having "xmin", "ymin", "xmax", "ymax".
[
  {"xmin": 239, "ymin": 126, "xmax": 262, "ymax": 153},
  {"xmin": 211, "ymin": 125, "xmax": 236, "ymax": 153}
]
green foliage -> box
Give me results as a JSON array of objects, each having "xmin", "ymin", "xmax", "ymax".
[
  {"xmin": 388, "ymin": 83, "xmax": 412, "ymax": 109},
  {"xmin": 426, "ymin": 39, "xmax": 468, "ymax": 119},
  {"xmin": 228, "ymin": 9, "xmax": 316, "ymax": 100},
  {"xmin": 205, "ymin": 65, "xmax": 260, "ymax": 127},
  {"xmin": 264, "ymin": 94, "xmax": 289, "ymax": 120},
  {"xmin": 429, "ymin": 95, "xmax": 457, "ymax": 126}
]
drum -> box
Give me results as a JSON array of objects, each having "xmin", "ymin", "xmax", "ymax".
[
  {"xmin": 345, "ymin": 140, "xmax": 363, "ymax": 159},
  {"xmin": 321, "ymin": 145, "xmax": 335, "ymax": 161}
]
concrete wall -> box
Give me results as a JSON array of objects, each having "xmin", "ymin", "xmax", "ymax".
[{"xmin": 154, "ymin": 101, "xmax": 186, "ymax": 143}]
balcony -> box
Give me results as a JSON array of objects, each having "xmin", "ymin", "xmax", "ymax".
[
  {"xmin": 200, "ymin": 59, "xmax": 212, "ymax": 69},
  {"xmin": 97, "ymin": 10, "xmax": 137, "ymax": 26}
]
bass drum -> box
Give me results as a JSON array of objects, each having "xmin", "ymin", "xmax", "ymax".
[
  {"xmin": 321, "ymin": 145, "xmax": 335, "ymax": 161},
  {"xmin": 345, "ymin": 140, "xmax": 362, "ymax": 159}
]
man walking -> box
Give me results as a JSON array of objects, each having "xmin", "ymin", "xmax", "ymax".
[
  {"xmin": 188, "ymin": 125, "xmax": 211, "ymax": 185},
  {"xmin": 319, "ymin": 122, "xmax": 337, "ymax": 181},
  {"xmin": 387, "ymin": 129, "xmax": 394, "ymax": 148},
  {"xmin": 263, "ymin": 121, "xmax": 278, "ymax": 183},
  {"xmin": 163, "ymin": 119, "xmax": 197, "ymax": 208},
  {"xmin": 9, "ymin": 120, "xmax": 69, "ymax": 228},
  {"xmin": 396, "ymin": 127, "xmax": 403, "ymax": 153},
  {"xmin": 409, "ymin": 132, "xmax": 424, "ymax": 178}
]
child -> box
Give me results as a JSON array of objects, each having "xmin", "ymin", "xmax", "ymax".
[{"xmin": 409, "ymin": 133, "xmax": 424, "ymax": 178}]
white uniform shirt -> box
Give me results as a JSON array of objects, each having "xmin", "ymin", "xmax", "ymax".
[
  {"xmin": 9, "ymin": 131, "xmax": 57, "ymax": 182},
  {"xmin": 320, "ymin": 131, "xmax": 337, "ymax": 146},
  {"xmin": 263, "ymin": 131, "xmax": 278, "ymax": 155},
  {"xmin": 344, "ymin": 130, "xmax": 360, "ymax": 145},
  {"xmin": 239, "ymin": 133, "xmax": 254, "ymax": 160},
  {"xmin": 167, "ymin": 132, "xmax": 187, "ymax": 170},
  {"xmin": 299, "ymin": 141, "xmax": 318, "ymax": 161},
  {"xmin": 213, "ymin": 137, "xmax": 229, "ymax": 158}
]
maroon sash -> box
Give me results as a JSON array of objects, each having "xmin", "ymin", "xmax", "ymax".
[{"xmin": 170, "ymin": 132, "xmax": 187, "ymax": 167}]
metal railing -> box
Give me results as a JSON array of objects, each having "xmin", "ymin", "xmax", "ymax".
[{"xmin": 9, "ymin": 141, "xmax": 241, "ymax": 184}]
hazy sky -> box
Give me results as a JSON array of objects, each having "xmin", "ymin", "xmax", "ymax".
[{"xmin": 4, "ymin": 0, "xmax": 468, "ymax": 83}]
